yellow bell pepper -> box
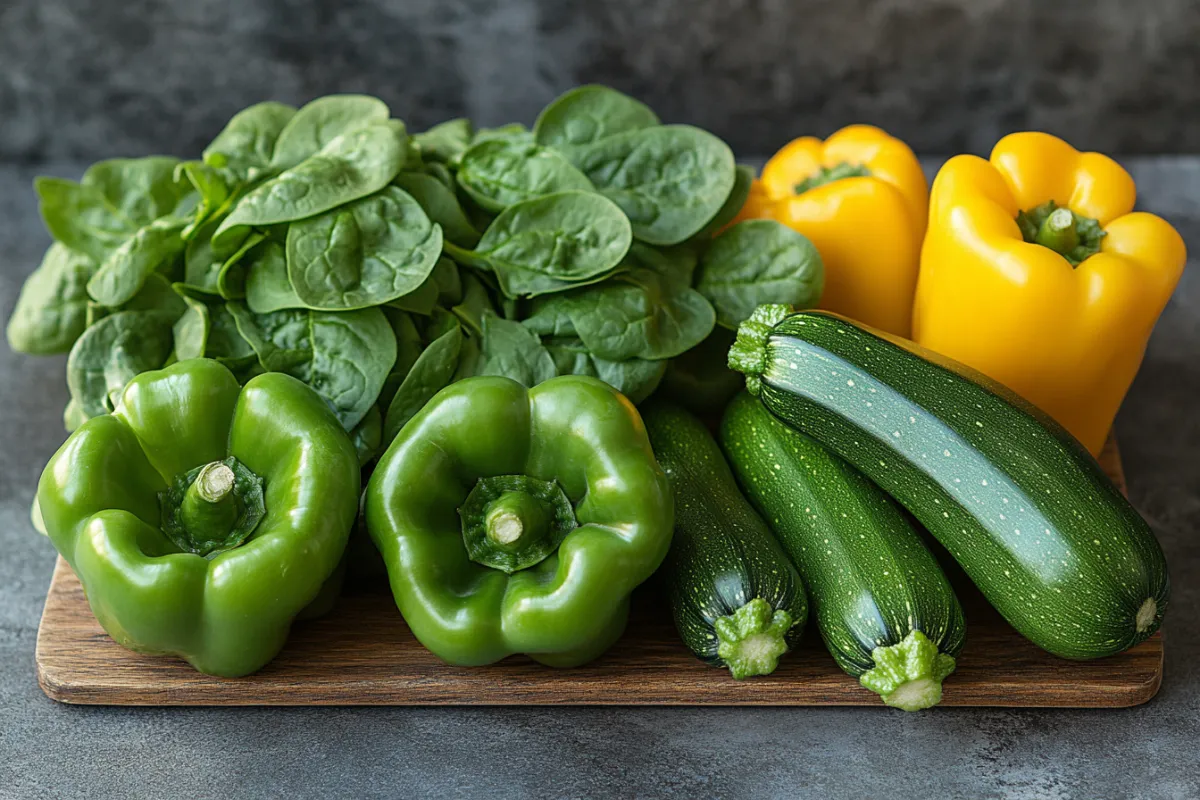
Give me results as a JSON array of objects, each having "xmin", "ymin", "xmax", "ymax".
[
  {"xmin": 914, "ymin": 132, "xmax": 1186, "ymax": 456},
  {"xmin": 736, "ymin": 125, "xmax": 928, "ymax": 337}
]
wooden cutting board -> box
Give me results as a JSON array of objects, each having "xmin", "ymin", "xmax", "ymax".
[{"xmin": 35, "ymin": 437, "xmax": 1163, "ymax": 707}]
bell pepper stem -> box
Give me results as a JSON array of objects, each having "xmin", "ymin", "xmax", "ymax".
[
  {"xmin": 485, "ymin": 490, "xmax": 550, "ymax": 547},
  {"xmin": 181, "ymin": 462, "xmax": 240, "ymax": 537},
  {"xmin": 858, "ymin": 630, "xmax": 957, "ymax": 711},
  {"xmin": 793, "ymin": 162, "xmax": 871, "ymax": 195},
  {"xmin": 159, "ymin": 456, "xmax": 266, "ymax": 558},
  {"xmin": 714, "ymin": 598, "xmax": 794, "ymax": 679},
  {"xmin": 1035, "ymin": 207, "xmax": 1081, "ymax": 255}
]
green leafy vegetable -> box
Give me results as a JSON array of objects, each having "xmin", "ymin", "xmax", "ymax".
[
  {"xmin": 213, "ymin": 121, "xmax": 409, "ymax": 252},
  {"xmin": 391, "ymin": 171, "xmax": 480, "ymax": 248},
  {"xmin": 456, "ymin": 138, "xmax": 593, "ymax": 211},
  {"xmin": 227, "ymin": 303, "xmax": 396, "ymax": 430},
  {"xmin": 534, "ymin": 85, "xmax": 660, "ymax": 158},
  {"xmin": 413, "ymin": 118, "xmax": 474, "ymax": 164},
  {"xmin": 695, "ymin": 219, "xmax": 824, "ymax": 328},
  {"xmin": 470, "ymin": 312, "xmax": 556, "ymax": 386},
  {"xmin": 268, "ymin": 95, "xmax": 391, "ymax": 172},
  {"xmin": 6, "ymin": 244, "xmax": 96, "ymax": 355},
  {"xmin": 524, "ymin": 243, "xmax": 714, "ymax": 361},
  {"xmin": 572, "ymin": 125, "xmax": 736, "ymax": 245},
  {"xmin": 286, "ymin": 186, "xmax": 443, "ymax": 310},
  {"xmin": 66, "ymin": 310, "xmax": 175, "ymax": 418},
  {"xmin": 202, "ymin": 101, "xmax": 297, "ymax": 183},
  {"xmin": 382, "ymin": 323, "xmax": 463, "ymax": 444},
  {"xmin": 543, "ymin": 337, "xmax": 665, "ymax": 404},
  {"xmin": 445, "ymin": 190, "xmax": 631, "ymax": 298}
]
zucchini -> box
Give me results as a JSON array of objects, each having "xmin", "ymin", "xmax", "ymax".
[
  {"xmin": 722, "ymin": 391, "xmax": 965, "ymax": 710},
  {"xmin": 729, "ymin": 306, "xmax": 1169, "ymax": 659},
  {"xmin": 642, "ymin": 402, "xmax": 808, "ymax": 679}
]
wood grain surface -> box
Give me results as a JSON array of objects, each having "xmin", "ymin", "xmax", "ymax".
[{"xmin": 35, "ymin": 436, "xmax": 1163, "ymax": 707}]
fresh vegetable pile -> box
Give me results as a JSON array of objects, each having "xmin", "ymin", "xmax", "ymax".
[
  {"xmin": 7, "ymin": 86, "xmax": 823, "ymax": 457},
  {"xmin": 12, "ymin": 85, "xmax": 1182, "ymax": 712}
]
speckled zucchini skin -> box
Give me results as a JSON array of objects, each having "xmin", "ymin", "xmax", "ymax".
[
  {"xmin": 642, "ymin": 402, "xmax": 809, "ymax": 669},
  {"xmin": 733, "ymin": 309, "xmax": 1168, "ymax": 660},
  {"xmin": 721, "ymin": 391, "xmax": 965, "ymax": 678}
]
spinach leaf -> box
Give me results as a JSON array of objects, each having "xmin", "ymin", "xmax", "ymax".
[
  {"xmin": 202, "ymin": 101, "xmax": 297, "ymax": 183},
  {"xmin": 657, "ymin": 326, "xmax": 743, "ymax": 413},
  {"xmin": 227, "ymin": 303, "xmax": 395, "ymax": 430},
  {"xmin": 213, "ymin": 121, "xmax": 409, "ymax": 252},
  {"xmin": 80, "ymin": 157, "xmax": 195, "ymax": 229},
  {"xmin": 207, "ymin": 303, "xmax": 259, "ymax": 369},
  {"xmin": 86, "ymin": 215, "xmax": 189, "ymax": 307},
  {"xmin": 430, "ymin": 257, "xmax": 463, "ymax": 306},
  {"xmin": 350, "ymin": 404, "xmax": 384, "ymax": 467},
  {"xmin": 382, "ymin": 322, "xmax": 463, "ymax": 444},
  {"xmin": 414, "ymin": 118, "xmax": 473, "ymax": 164},
  {"xmin": 36, "ymin": 157, "xmax": 193, "ymax": 265},
  {"xmin": 122, "ymin": 273, "xmax": 187, "ymax": 318},
  {"xmin": 386, "ymin": 271, "xmax": 440, "ymax": 315},
  {"xmin": 286, "ymin": 186, "xmax": 443, "ymax": 310},
  {"xmin": 63, "ymin": 399, "xmax": 89, "ymax": 433},
  {"xmin": 6, "ymin": 244, "xmax": 96, "ymax": 355},
  {"xmin": 244, "ymin": 241, "xmax": 304, "ymax": 312},
  {"xmin": 695, "ymin": 219, "xmax": 824, "ymax": 328},
  {"xmin": 524, "ymin": 242, "xmax": 713, "ymax": 361},
  {"xmin": 534, "ymin": 85, "xmax": 660, "ymax": 160},
  {"xmin": 470, "ymin": 312, "xmax": 556, "ymax": 387},
  {"xmin": 268, "ymin": 95, "xmax": 390, "ymax": 172},
  {"xmin": 391, "ymin": 171, "xmax": 481, "ymax": 247},
  {"xmin": 379, "ymin": 307, "xmax": 424, "ymax": 409},
  {"xmin": 445, "ymin": 190, "xmax": 631, "ymax": 298},
  {"xmin": 543, "ymin": 337, "xmax": 666, "ymax": 404},
  {"xmin": 66, "ymin": 310, "xmax": 175, "ymax": 418},
  {"xmin": 471, "ymin": 123, "xmax": 532, "ymax": 146},
  {"xmin": 178, "ymin": 161, "xmax": 232, "ymax": 239},
  {"xmin": 456, "ymin": 138, "xmax": 593, "ymax": 212},
  {"xmin": 691, "ymin": 163, "xmax": 755, "ymax": 241},
  {"xmin": 216, "ymin": 231, "xmax": 267, "ymax": 300},
  {"xmin": 183, "ymin": 217, "xmax": 224, "ymax": 293},
  {"xmin": 573, "ymin": 125, "xmax": 735, "ymax": 245},
  {"xmin": 448, "ymin": 272, "xmax": 495, "ymax": 336},
  {"xmin": 172, "ymin": 292, "xmax": 209, "ymax": 361}
]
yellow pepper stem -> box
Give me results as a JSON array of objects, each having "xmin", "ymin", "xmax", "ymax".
[
  {"xmin": 1035, "ymin": 208, "xmax": 1080, "ymax": 254},
  {"xmin": 794, "ymin": 162, "xmax": 870, "ymax": 195},
  {"xmin": 1016, "ymin": 200, "xmax": 1107, "ymax": 266}
]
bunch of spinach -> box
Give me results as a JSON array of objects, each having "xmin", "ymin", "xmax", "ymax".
[{"xmin": 7, "ymin": 86, "xmax": 824, "ymax": 464}]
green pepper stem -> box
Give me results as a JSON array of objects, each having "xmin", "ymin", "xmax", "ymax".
[
  {"xmin": 485, "ymin": 491, "xmax": 550, "ymax": 547},
  {"xmin": 181, "ymin": 462, "xmax": 240, "ymax": 538},
  {"xmin": 714, "ymin": 598, "xmax": 794, "ymax": 680},
  {"xmin": 859, "ymin": 630, "xmax": 957, "ymax": 711},
  {"xmin": 1035, "ymin": 207, "xmax": 1081, "ymax": 255}
]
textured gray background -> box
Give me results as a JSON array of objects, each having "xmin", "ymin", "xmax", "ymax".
[
  {"xmin": 1, "ymin": 159, "xmax": 1198, "ymax": 798},
  {"xmin": 2, "ymin": 0, "xmax": 1200, "ymax": 163}
]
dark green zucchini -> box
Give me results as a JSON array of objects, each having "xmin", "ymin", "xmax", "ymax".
[
  {"xmin": 721, "ymin": 391, "xmax": 965, "ymax": 710},
  {"xmin": 642, "ymin": 402, "xmax": 808, "ymax": 679},
  {"xmin": 728, "ymin": 305, "xmax": 1169, "ymax": 660}
]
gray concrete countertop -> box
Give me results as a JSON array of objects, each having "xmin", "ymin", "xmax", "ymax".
[{"xmin": 1, "ymin": 159, "xmax": 1197, "ymax": 799}]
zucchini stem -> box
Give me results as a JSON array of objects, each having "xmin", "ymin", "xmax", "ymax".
[
  {"xmin": 714, "ymin": 598, "xmax": 794, "ymax": 680},
  {"xmin": 859, "ymin": 630, "xmax": 957, "ymax": 711}
]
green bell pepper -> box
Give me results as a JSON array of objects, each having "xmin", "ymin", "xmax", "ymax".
[
  {"xmin": 36, "ymin": 358, "xmax": 360, "ymax": 677},
  {"xmin": 365, "ymin": 375, "xmax": 674, "ymax": 667}
]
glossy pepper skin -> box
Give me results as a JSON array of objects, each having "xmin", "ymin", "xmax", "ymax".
[
  {"xmin": 914, "ymin": 132, "xmax": 1187, "ymax": 455},
  {"xmin": 737, "ymin": 125, "xmax": 928, "ymax": 337},
  {"xmin": 365, "ymin": 375, "xmax": 673, "ymax": 667},
  {"xmin": 37, "ymin": 359, "xmax": 360, "ymax": 677}
]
